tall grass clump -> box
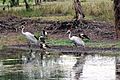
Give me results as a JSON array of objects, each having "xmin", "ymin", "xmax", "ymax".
[
  {"xmin": 82, "ymin": 1, "xmax": 114, "ymax": 21},
  {"xmin": 40, "ymin": 2, "xmax": 74, "ymax": 16}
]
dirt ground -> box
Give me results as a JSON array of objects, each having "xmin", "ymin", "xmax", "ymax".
[{"xmin": 0, "ymin": 15, "xmax": 116, "ymax": 41}]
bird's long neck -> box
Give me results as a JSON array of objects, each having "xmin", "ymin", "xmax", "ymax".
[
  {"xmin": 68, "ymin": 32, "xmax": 72, "ymax": 39},
  {"xmin": 41, "ymin": 30, "xmax": 46, "ymax": 36},
  {"xmin": 22, "ymin": 28, "xmax": 25, "ymax": 35},
  {"xmin": 43, "ymin": 30, "xmax": 45, "ymax": 36}
]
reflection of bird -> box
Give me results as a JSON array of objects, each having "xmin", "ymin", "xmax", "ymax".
[
  {"xmin": 21, "ymin": 26, "xmax": 39, "ymax": 47},
  {"xmin": 66, "ymin": 30, "xmax": 85, "ymax": 47}
]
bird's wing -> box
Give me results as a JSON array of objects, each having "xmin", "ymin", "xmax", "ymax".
[
  {"xmin": 25, "ymin": 32, "xmax": 38, "ymax": 40},
  {"xmin": 25, "ymin": 32, "xmax": 38, "ymax": 43},
  {"xmin": 71, "ymin": 36, "xmax": 85, "ymax": 46},
  {"xmin": 25, "ymin": 32, "xmax": 35, "ymax": 36}
]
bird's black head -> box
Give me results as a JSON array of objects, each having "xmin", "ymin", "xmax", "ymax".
[
  {"xmin": 21, "ymin": 25, "xmax": 25, "ymax": 29},
  {"xmin": 66, "ymin": 30, "xmax": 71, "ymax": 34}
]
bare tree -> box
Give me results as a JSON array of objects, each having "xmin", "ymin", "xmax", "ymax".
[
  {"xmin": 73, "ymin": 0, "xmax": 85, "ymax": 20},
  {"xmin": 35, "ymin": 0, "xmax": 42, "ymax": 5},
  {"xmin": 114, "ymin": 0, "xmax": 120, "ymax": 38},
  {"xmin": 24, "ymin": 0, "xmax": 30, "ymax": 10}
]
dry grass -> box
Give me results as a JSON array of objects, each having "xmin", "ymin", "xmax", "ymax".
[
  {"xmin": 0, "ymin": 0, "xmax": 114, "ymax": 22},
  {"xmin": 0, "ymin": 34, "xmax": 26, "ymax": 46}
]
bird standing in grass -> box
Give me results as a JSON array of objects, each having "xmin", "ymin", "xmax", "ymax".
[
  {"xmin": 21, "ymin": 26, "xmax": 50, "ymax": 49},
  {"xmin": 66, "ymin": 30, "xmax": 85, "ymax": 47},
  {"xmin": 21, "ymin": 26, "xmax": 39, "ymax": 48}
]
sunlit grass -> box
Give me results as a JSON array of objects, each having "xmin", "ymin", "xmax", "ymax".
[{"xmin": 47, "ymin": 38, "xmax": 73, "ymax": 46}]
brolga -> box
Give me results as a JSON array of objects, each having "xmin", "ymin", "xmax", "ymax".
[
  {"xmin": 66, "ymin": 30, "xmax": 86, "ymax": 47},
  {"xmin": 21, "ymin": 26, "xmax": 39, "ymax": 49},
  {"xmin": 21, "ymin": 26, "xmax": 50, "ymax": 50}
]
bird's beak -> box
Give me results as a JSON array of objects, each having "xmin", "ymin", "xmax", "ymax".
[
  {"xmin": 64, "ymin": 32, "xmax": 68, "ymax": 36},
  {"xmin": 66, "ymin": 30, "xmax": 70, "ymax": 34}
]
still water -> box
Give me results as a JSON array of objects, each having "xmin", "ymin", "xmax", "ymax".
[{"xmin": 0, "ymin": 51, "xmax": 116, "ymax": 80}]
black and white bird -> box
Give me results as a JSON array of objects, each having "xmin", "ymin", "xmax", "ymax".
[
  {"xmin": 39, "ymin": 29, "xmax": 48, "ymax": 43},
  {"xmin": 39, "ymin": 29, "xmax": 50, "ymax": 49},
  {"xmin": 66, "ymin": 30, "xmax": 85, "ymax": 47},
  {"xmin": 41, "ymin": 29, "xmax": 48, "ymax": 37},
  {"xmin": 79, "ymin": 33, "xmax": 90, "ymax": 40},
  {"xmin": 21, "ymin": 26, "xmax": 39, "ymax": 47}
]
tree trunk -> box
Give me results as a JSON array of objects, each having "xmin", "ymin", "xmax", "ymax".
[
  {"xmin": 24, "ymin": 0, "xmax": 30, "ymax": 10},
  {"xmin": 16, "ymin": 0, "xmax": 19, "ymax": 6},
  {"xmin": 3, "ymin": 0, "xmax": 6, "ymax": 4},
  {"xmin": 73, "ymin": 0, "xmax": 85, "ymax": 20},
  {"xmin": 114, "ymin": 0, "xmax": 120, "ymax": 39},
  {"xmin": 35, "ymin": 0, "xmax": 42, "ymax": 5}
]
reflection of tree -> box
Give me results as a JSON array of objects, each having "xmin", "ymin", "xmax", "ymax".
[
  {"xmin": 116, "ymin": 56, "xmax": 120, "ymax": 80},
  {"xmin": 73, "ymin": 54, "xmax": 86, "ymax": 80}
]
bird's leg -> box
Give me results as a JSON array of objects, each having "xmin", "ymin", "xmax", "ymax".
[
  {"xmin": 28, "ymin": 42, "xmax": 33, "ymax": 53},
  {"xmin": 82, "ymin": 45, "xmax": 86, "ymax": 52},
  {"xmin": 27, "ymin": 41, "xmax": 31, "ymax": 48},
  {"xmin": 74, "ymin": 43, "xmax": 77, "ymax": 47}
]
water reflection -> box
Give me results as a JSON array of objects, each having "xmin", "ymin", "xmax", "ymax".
[
  {"xmin": 0, "ymin": 51, "xmax": 116, "ymax": 80},
  {"xmin": 80, "ymin": 55, "xmax": 115, "ymax": 80}
]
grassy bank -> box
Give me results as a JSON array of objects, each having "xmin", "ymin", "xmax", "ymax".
[
  {"xmin": 0, "ymin": 0, "xmax": 114, "ymax": 22},
  {"xmin": 0, "ymin": 34, "xmax": 119, "ymax": 48}
]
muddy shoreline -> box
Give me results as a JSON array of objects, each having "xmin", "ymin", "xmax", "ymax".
[
  {"xmin": 0, "ymin": 45, "xmax": 119, "ymax": 56},
  {"xmin": 0, "ymin": 15, "xmax": 119, "ymax": 55},
  {"xmin": 0, "ymin": 15, "xmax": 116, "ymax": 41}
]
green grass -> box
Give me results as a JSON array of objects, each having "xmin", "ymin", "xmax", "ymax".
[
  {"xmin": 47, "ymin": 39, "xmax": 73, "ymax": 46},
  {"xmin": 47, "ymin": 38, "xmax": 120, "ymax": 48}
]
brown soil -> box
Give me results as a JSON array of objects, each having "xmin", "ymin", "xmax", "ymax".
[{"xmin": 0, "ymin": 15, "xmax": 116, "ymax": 41}]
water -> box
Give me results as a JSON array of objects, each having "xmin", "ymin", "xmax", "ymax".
[{"xmin": 0, "ymin": 51, "xmax": 116, "ymax": 80}]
